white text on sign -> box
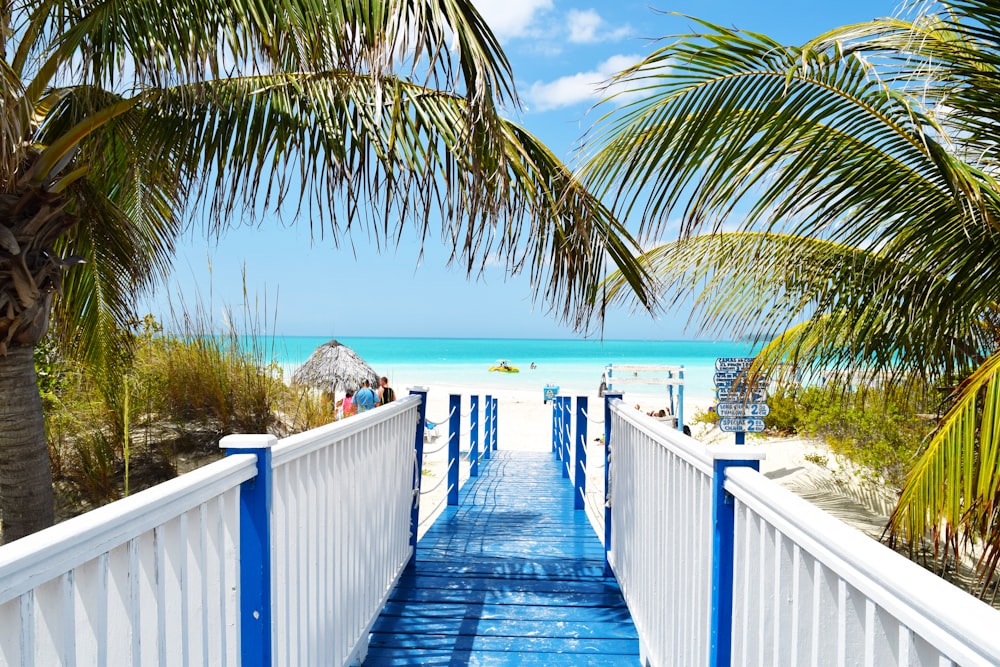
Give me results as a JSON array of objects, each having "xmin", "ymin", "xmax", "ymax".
[
  {"xmin": 715, "ymin": 402, "xmax": 770, "ymax": 417},
  {"xmin": 714, "ymin": 357, "xmax": 755, "ymax": 372},
  {"xmin": 716, "ymin": 388, "xmax": 768, "ymax": 403},
  {"xmin": 719, "ymin": 417, "xmax": 766, "ymax": 433}
]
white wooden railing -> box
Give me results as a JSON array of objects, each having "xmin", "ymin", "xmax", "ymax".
[
  {"xmin": 0, "ymin": 391, "xmax": 426, "ymax": 667},
  {"xmin": 726, "ymin": 468, "xmax": 1000, "ymax": 666},
  {"xmin": 266, "ymin": 395, "xmax": 420, "ymax": 666},
  {"xmin": 605, "ymin": 399, "xmax": 760, "ymax": 666},
  {"xmin": 598, "ymin": 396, "xmax": 1000, "ymax": 667},
  {"xmin": 0, "ymin": 454, "xmax": 255, "ymax": 665}
]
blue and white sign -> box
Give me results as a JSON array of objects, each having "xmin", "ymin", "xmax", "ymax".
[
  {"xmin": 714, "ymin": 375, "xmax": 768, "ymax": 390},
  {"xmin": 715, "ymin": 402, "xmax": 770, "ymax": 418},
  {"xmin": 715, "ymin": 356, "xmax": 769, "ymax": 436},
  {"xmin": 715, "ymin": 357, "xmax": 755, "ymax": 372},
  {"xmin": 719, "ymin": 417, "xmax": 766, "ymax": 433},
  {"xmin": 716, "ymin": 388, "xmax": 768, "ymax": 403}
]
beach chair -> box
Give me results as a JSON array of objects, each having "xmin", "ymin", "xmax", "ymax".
[{"xmin": 424, "ymin": 420, "xmax": 441, "ymax": 444}]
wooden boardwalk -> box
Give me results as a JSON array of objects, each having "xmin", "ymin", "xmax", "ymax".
[{"xmin": 366, "ymin": 451, "xmax": 640, "ymax": 666}]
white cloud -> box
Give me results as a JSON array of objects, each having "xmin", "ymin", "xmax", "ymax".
[
  {"xmin": 526, "ymin": 53, "xmax": 643, "ymax": 111},
  {"xmin": 472, "ymin": 0, "xmax": 553, "ymax": 40},
  {"xmin": 567, "ymin": 9, "xmax": 630, "ymax": 43},
  {"xmin": 568, "ymin": 9, "xmax": 602, "ymax": 43}
]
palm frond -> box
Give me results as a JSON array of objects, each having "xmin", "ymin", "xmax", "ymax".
[
  {"xmin": 888, "ymin": 349, "xmax": 1000, "ymax": 584},
  {"xmin": 582, "ymin": 16, "xmax": 999, "ymax": 253},
  {"xmin": 603, "ymin": 232, "xmax": 999, "ymax": 379},
  {"xmin": 122, "ymin": 73, "xmax": 650, "ymax": 326}
]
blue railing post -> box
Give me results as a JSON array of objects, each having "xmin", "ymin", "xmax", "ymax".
[
  {"xmin": 220, "ymin": 433, "xmax": 277, "ymax": 667},
  {"xmin": 408, "ymin": 387, "xmax": 429, "ymax": 565},
  {"xmin": 553, "ymin": 397, "xmax": 563, "ymax": 460},
  {"xmin": 448, "ymin": 394, "xmax": 461, "ymax": 506},
  {"xmin": 470, "ymin": 395, "xmax": 480, "ymax": 478},
  {"xmin": 561, "ymin": 396, "xmax": 571, "ymax": 479},
  {"xmin": 551, "ymin": 399, "xmax": 559, "ymax": 455},
  {"xmin": 678, "ymin": 366, "xmax": 685, "ymax": 432},
  {"xmin": 563, "ymin": 397, "xmax": 572, "ymax": 466},
  {"xmin": 574, "ymin": 396, "xmax": 587, "ymax": 510},
  {"xmin": 484, "ymin": 394, "xmax": 493, "ymax": 460},
  {"xmin": 709, "ymin": 453, "xmax": 761, "ymax": 667},
  {"xmin": 603, "ymin": 391, "xmax": 622, "ymax": 577},
  {"xmin": 491, "ymin": 397, "xmax": 499, "ymax": 453},
  {"xmin": 490, "ymin": 396, "xmax": 500, "ymax": 452}
]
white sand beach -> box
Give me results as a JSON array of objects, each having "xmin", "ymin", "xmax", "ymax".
[{"xmin": 405, "ymin": 381, "xmax": 896, "ymax": 542}]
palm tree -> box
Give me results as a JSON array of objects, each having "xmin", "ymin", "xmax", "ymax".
[
  {"xmin": 0, "ymin": 0, "xmax": 651, "ymax": 543},
  {"xmin": 583, "ymin": 1, "xmax": 1000, "ymax": 593}
]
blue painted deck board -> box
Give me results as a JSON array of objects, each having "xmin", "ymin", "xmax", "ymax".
[{"xmin": 366, "ymin": 451, "xmax": 639, "ymax": 665}]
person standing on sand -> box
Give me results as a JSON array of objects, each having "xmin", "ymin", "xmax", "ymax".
[
  {"xmin": 378, "ymin": 376, "xmax": 395, "ymax": 404},
  {"xmin": 340, "ymin": 389, "xmax": 356, "ymax": 418},
  {"xmin": 354, "ymin": 380, "xmax": 377, "ymax": 412}
]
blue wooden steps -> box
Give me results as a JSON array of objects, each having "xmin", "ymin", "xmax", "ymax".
[{"xmin": 365, "ymin": 451, "xmax": 639, "ymax": 666}]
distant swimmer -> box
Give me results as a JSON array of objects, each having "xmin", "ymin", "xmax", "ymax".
[{"xmin": 529, "ymin": 362, "xmax": 536, "ymax": 369}]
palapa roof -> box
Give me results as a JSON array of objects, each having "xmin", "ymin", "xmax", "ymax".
[{"xmin": 291, "ymin": 339, "xmax": 379, "ymax": 394}]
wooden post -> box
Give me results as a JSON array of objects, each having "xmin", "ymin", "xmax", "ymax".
[
  {"xmin": 709, "ymin": 454, "xmax": 759, "ymax": 667},
  {"xmin": 574, "ymin": 396, "xmax": 587, "ymax": 510},
  {"xmin": 678, "ymin": 366, "xmax": 685, "ymax": 432},
  {"xmin": 561, "ymin": 397, "xmax": 571, "ymax": 478},
  {"xmin": 408, "ymin": 387, "xmax": 429, "ymax": 565},
  {"xmin": 221, "ymin": 433, "xmax": 277, "ymax": 667},
  {"xmin": 603, "ymin": 391, "xmax": 622, "ymax": 577},
  {"xmin": 448, "ymin": 394, "xmax": 461, "ymax": 506},
  {"xmin": 492, "ymin": 397, "xmax": 499, "ymax": 453},
  {"xmin": 484, "ymin": 395, "xmax": 493, "ymax": 461},
  {"xmin": 470, "ymin": 395, "xmax": 480, "ymax": 477}
]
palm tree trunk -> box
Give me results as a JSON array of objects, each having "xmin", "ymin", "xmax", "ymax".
[{"xmin": 0, "ymin": 343, "xmax": 54, "ymax": 542}]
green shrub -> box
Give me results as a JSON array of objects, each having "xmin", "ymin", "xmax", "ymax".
[
  {"xmin": 762, "ymin": 382, "xmax": 936, "ymax": 488},
  {"xmin": 42, "ymin": 298, "xmax": 335, "ymax": 517},
  {"xmin": 690, "ymin": 406, "xmax": 719, "ymax": 425}
]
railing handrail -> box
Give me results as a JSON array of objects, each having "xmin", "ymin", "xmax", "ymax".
[
  {"xmin": 725, "ymin": 466, "xmax": 1000, "ymax": 665},
  {"xmin": 0, "ymin": 453, "xmax": 257, "ymax": 604},
  {"xmin": 272, "ymin": 394, "xmax": 421, "ymax": 467}
]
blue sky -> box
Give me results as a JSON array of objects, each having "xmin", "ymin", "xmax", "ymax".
[{"xmin": 143, "ymin": 0, "xmax": 899, "ymax": 340}]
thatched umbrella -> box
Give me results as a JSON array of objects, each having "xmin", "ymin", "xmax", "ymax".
[{"xmin": 291, "ymin": 339, "xmax": 379, "ymax": 394}]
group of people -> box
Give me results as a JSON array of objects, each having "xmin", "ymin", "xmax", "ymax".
[{"xmin": 339, "ymin": 376, "xmax": 395, "ymax": 418}]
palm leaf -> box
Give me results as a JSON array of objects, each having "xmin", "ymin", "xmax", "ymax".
[
  {"xmin": 123, "ymin": 73, "xmax": 651, "ymax": 325},
  {"xmin": 888, "ymin": 350, "xmax": 1000, "ymax": 586},
  {"xmin": 603, "ymin": 232, "xmax": 997, "ymax": 380}
]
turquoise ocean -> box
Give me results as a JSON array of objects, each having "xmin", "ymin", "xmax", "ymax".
[{"xmin": 274, "ymin": 337, "xmax": 757, "ymax": 404}]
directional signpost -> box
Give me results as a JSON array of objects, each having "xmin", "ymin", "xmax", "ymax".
[{"xmin": 714, "ymin": 357, "xmax": 769, "ymax": 444}]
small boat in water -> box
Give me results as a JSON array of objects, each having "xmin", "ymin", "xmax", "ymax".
[{"xmin": 489, "ymin": 359, "xmax": 519, "ymax": 373}]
